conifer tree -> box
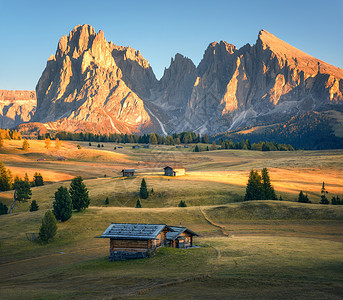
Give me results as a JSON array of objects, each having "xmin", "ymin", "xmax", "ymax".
[
  {"xmin": 244, "ymin": 169, "xmax": 263, "ymax": 201},
  {"xmin": 139, "ymin": 178, "xmax": 149, "ymax": 199},
  {"xmin": 261, "ymin": 168, "xmax": 277, "ymax": 200},
  {"xmin": 211, "ymin": 141, "xmax": 217, "ymax": 150},
  {"xmin": 69, "ymin": 176, "xmax": 90, "ymax": 211},
  {"xmin": 202, "ymin": 134, "xmax": 209, "ymax": 144},
  {"xmin": 320, "ymin": 182, "xmax": 329, "ymax": 204},
  {"xmin": 39, "ymin": 210, "xmax": 57, "ymax": 243},
  {"xmin": 0, "ymin": 161, "xmax": 13, "ymax": 191},
  {"xmin": 135, "ymin": 199, "xmax": 142, "ymax": 208},
  {"xmin": 9, "ymin": 180, "xmax": 32, "ymax": 213},
  {"xmin": 24, "ymin": 173, "xmax": 30, "ymax": 183},
  {"xmin": 53, "ymin": 186, "xmax": 72, "ymax": 221},
  {"xmin": 178, "ymin": 200, "xmax": 187, "ymax": 207},
  {"xmin": 22, "ymin": 139, "xmax": 30, "ymax": 151},
  {"xmin": 298, "ymin": 191, "xmax": 311, "ymax": 203},
  {"xmin": 29, "ymin": 200, "xmax": 39, "ymax": 212},
  {"xmin": 0, "ymin": 202, "xmax": 8, "ymax": 215},
  {"xmin": 105, "ymin": 197, "xmax": 109, "ymax": 205},
  {"xmin": 44, "ymin": 137, "xmax": 51, "ymax": 149},
  {"xmin": 55, "ymin": 138, "xmax": 62, "ymax": 149},
  {"xmin": 33, "ymin": 172, "xmax": 44, "ymax": 186}
]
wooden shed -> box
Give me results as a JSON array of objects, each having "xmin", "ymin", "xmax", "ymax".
[
  {"xmin": 164, "ymin": 166, "xmax": 186, "ymax": 176},
  {"xmin": 166, "ymin": 226, "xmax": 199, "ymax": 248},
  {"xmin": 100, "ymin": 223, "xmax": 174, "ymax": 261},
  {"xmin": 121, "ymin": 169, "xmax": 135, "ymax": 177}
]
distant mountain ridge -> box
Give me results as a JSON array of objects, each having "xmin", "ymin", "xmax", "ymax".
[{"xmin": 1, "ymin": 24, "xmax": 343, "ymax": 147}]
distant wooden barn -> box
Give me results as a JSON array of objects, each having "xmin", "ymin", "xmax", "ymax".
[
  {"xmin": 132, "ymin": 145, "xmax": 140, "ymax": 149},
  {"xmin": 166, "ymin": 226, "xmax": 199, "ymax": 248},
  {"xmin": 121, "ymin": 169, "xmax": 135, "ymax": 177},
  {"xmin": 100, "ymin": 223, "xmax": 173, "ymax": 261},
  {"xmin": 100, "ymin": 223, "xmax": 199, "ymax": 261},
  {"xmin": 164, "ymin": 166, "xmax": 186, "ymax": 176}
]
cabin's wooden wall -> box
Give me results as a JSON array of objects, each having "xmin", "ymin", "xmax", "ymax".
[{"xmin": 110, "ymin": 239, "xmax": 148, "ymax": 252}]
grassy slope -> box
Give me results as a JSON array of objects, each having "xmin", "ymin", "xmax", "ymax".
[{"xmin": 0, "ymin": 141, "xmax": 343, "ymax": 298}]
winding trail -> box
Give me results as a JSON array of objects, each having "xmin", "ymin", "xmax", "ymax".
[{"xmin": 199, "ymin": 206, "xmax": 229, "ymax": 236}]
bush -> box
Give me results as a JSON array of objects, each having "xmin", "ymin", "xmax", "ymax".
[
  {"xmin": 39, "ymin": 210, "xmax": 57, "ymax": 243},
  {"xmin": 77, "ymin": 144, "xmax": 82, "ymax": 149},
  {"xmin": 29, "ymin": 200, "xmax": 39, "ymax": 212}
]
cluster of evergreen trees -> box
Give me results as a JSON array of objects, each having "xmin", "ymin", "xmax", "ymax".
[
  {"xmin": 297, "ymin": 182, "xmax": 342, "ymax": 205},
  {"xmin": 219, "ymin": 139, "xmax": 294, "ymax": 151},
  {"xmin": 52, "ymin": 176, "xmax": 90, "ymax": 222},
  {"xmin": 50, "ymin": 131, "xmax": 210, "ymax": 145},
  {"xmin": 244, "ymin": 168, "xmax": 277, "ymax": 201}
]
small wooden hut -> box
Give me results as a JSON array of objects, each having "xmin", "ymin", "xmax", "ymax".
[
  {"xmin": 164, "ymin": 166, "xmax": 186, "ymax": 176},
  {"xmin": 121, "ymin": 169, "xmax": 135, "ymax": 177},
  {"xmin": 166, "ymin": 226, "xmax": 199, "ymax": 248},
  {"xmin": 100, "ymin": 223, "xmax": 174, "ymax": 261}
]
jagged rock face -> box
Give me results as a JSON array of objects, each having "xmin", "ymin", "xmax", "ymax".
[
  {"xmin": 176, "ymin": 30, "xmax": 343, "ymax": 134},
  {"xmin": 35, "ymin": 24, "xmax": 157, "ymax": 134},
  {"xmin": 0, "ymin": 90, "xmax": 36, "ymax": 128},
  {"xmin": 28, "ymin": 26, "xmax": 343, "ymax": 135}
]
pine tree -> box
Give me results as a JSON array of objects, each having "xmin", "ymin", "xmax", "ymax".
[
  {"xmin": 69, "ymin": 176, "xmax": 90, "ymax": 211},
  {"xmin": 194, "ymin": 145, "xmax": 200, "ymax": 152},
  {"xmin": 55, "ymin": 138, "xmax": 62, "ymax": 149},
  {"xmin": 29, "ymin": 200, "xmax": 39, "ymax": 212},
  {"xmin": 261, "ymin": 168, "xmax": 277, "ymax": 200},
  {"xmin": 44, "ymin": 137, "xmax": 51, "ymax": 149},
  {"xmin": 244, "ymin": 169, "xmax": 263, "ymax": 201},
  {"xmin": 0, "ymin": 202, "xmax": 8, "ymax": 215},
  {"xmin": 24, "ymin": 173, "xmax": 30, "ymax": 183},
  {"xmin": 39, "ymin": 210, "xmax": 57, "ymax": 243},
  {"xmin": 298, "ymin": 191, "xmax": 311, "ymax": 203},
  {"xmin": 178, "ymin": 200, "xmax": 187, "ymax": 207},
  {"xmin": 0, "ymin": 161, "xmax": 13, "ymax": 191},
  {"xmin": 320, "ymin": 182, "xmax": 329, "ymax": 204},
  {"xmin": 53, "ymin": 186, "xmax": 72, "ymax": 221},
  {"xmin": 135, "ymin": 199, "xmax": 142, "ymax": 208},
  {"xmin": 149, "ymin": 133, "xmax": 158, "ymax": 145},
  {"xmin": 331, "ymin": 195, "xmax": 342, "ymax": 205},
  {"xmin": 139, "ymin": 178, "xmax": 149, "ymax": 199},
  {"xmin": 89, "ymin": 142, "xmax": 92, "ymax": 146},
  {"xmin": 211, "ymin": 141, "xmax": 217, "ymax": 150},
  {"xmin": 105, "ymin": 197, "xmax": 109, "ymax": 205},
  {"xmin": 22, "ymin": 139, "xmax": 30, "ymax": 151},
  {"xmin": 33, "ymin": 172, "xmax": 44, "ymax": 186},
  {"xmin": 9, "ymin": 180, "xmax": 32, "ymax": 213},
  {"xmin": 0, "ymin": 135, "xmax": 4, "ymax": 148},
  {"xmin": 202, "ymin": 134, "xmax": 209, "ymax": 144}
]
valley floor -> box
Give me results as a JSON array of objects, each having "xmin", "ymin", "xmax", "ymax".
[{"xmin": 0, "ymin": 141, "xmax": 343, "ymax": 299}]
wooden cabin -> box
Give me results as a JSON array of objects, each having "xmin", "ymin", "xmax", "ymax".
[
  {"xmin": 164, "ymin": 166, "xmax": 186, "ymax": 176},
  {"xmin": 121, "ymin": 169, "xmax": 135, "ymax": 177},
  {"xmin": 166, "ymin": 226, "xmax": 199, "ymax": 248},
  {"xmin": 100, "ymin": 223, "xmax": 174, "ymax": 261},
  {"xmin": 132, "ymin": 145, "xmax": 140, "ymax": 149}
]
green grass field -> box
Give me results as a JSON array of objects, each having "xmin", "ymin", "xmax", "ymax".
[{"xmin": 0, "ymin": 140, "xmax": 343, "ymax": 299}]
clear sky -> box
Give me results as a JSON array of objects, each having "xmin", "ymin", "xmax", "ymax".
[{"xmin": 0, "ymin": 0, "xmax": 342, "ymax": 90}]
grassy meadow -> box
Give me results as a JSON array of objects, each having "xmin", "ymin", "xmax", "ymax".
[{"xmin": 0, "ymin": 139, "xmax": 343, "ymax": 299}]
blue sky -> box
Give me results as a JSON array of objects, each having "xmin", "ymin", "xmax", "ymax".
[{"xmin": 0, "ymin": 0, "xmax": 342, "ymax": 90}]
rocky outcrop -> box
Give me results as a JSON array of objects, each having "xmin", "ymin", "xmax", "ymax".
[
  {"xmin": 0, "ymin": 90, "xmax": 36, "ymax": 128},
  {"xmin": 10, "ymin": 25, "xmax": 343, "ymax": 136},
  {"xmin": 34, "ymin": 24, "xmax": 158, "ymax": 134},
  {"xmin": 173, "ymin": 30, "xmax": 343, "ymax": 134}
]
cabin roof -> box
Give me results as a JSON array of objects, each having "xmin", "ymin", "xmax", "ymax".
[
  {"xmin": 100, "ymin": 223, "xmax": 173, "ymax": 240},
  {"xmin": 166, "ymin": 226, "xmax": 199, "ymax": 240},
  {"xmin": 164, "ymin": 166, "xmax": 186, "ymax": 170},
  {"xmin": 121, "ymin": 169, "xmax": 135, "ymax": 172}
]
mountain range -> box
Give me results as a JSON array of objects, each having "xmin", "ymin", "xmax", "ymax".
[{"xmin": 2, "ymin": 24, "xmax": 343, "ymax": 147}]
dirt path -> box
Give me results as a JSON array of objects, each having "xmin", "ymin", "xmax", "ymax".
[{"xmin": 199, "ymin": 206, "xmax": 229, "ymax": 236}]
